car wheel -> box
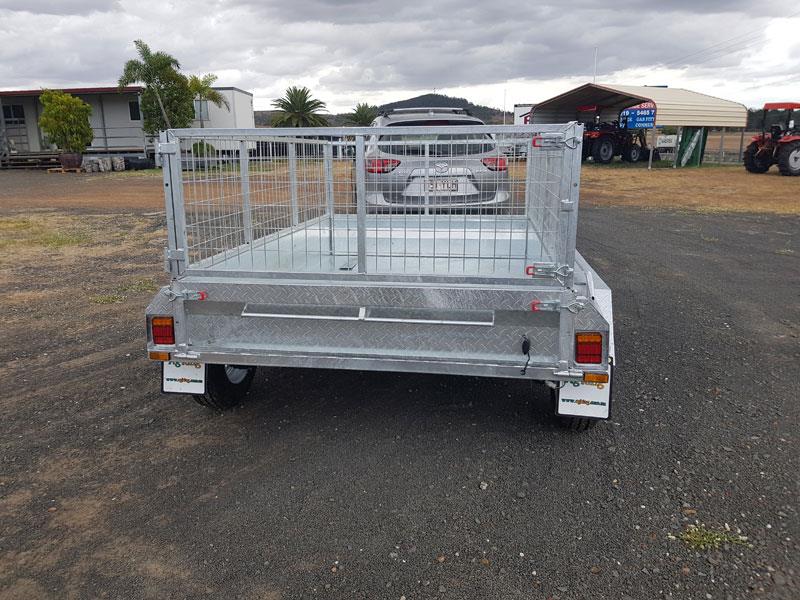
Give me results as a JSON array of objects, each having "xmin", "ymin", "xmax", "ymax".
[{"xmin": 193, "ymin": 364, "xmax": 257, "ymax": 411}]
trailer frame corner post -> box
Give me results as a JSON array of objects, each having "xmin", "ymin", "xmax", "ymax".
[
  {"xmin": 239, "ymin": 140, "xmax": 253, "ymax": 244},
  {"xmin": 323, "ymin": 143, "xmax": 335, "ymax": 255},
  {"xmin": 288, "ymin": 142, "xmax": 299, "ymax": 226},
  {"xmin": 355, "ymin": 134, "xmax": 367, "ymax": 273}
]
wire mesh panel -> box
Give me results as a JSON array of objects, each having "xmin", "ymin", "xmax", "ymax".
[{"xmin": 164, "ymin": 124, "xmax": 581, "ymax": 280}]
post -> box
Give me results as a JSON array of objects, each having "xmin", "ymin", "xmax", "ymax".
[
  {"xmin": 99, "ymin": 94, "xmax": 109, "ymax": 152},
  {"xmin": 673, "ymin": 127, "xmax": 682, "ymax": 169},
  {"xmin": 288, "ymin": 142, "xmax": 299, "ymax": 226},
  {"xmin": 239, "ymin": 140, "xmax": 253, "ymax": 244},
  {"xmin": 738, "ymin": 129, "xmax": 745, "ymax": 162},
  {"xmin": 323, "ymin": 143, "xmax": 335, "ymax": 254},
  {"xmin": 718, "ymin": 127, "xmax": 726, "ymax": 163},
  {"xmin": 647, "ymin": 126, "xmax": 655, "ymax": 169},
  {"xmin": 355, "ymin": 135, "xmax": 367, "ymax": 273},
  {"xmin": 0, "ymin": 96, "xmax": 7, "ymax": 160}
]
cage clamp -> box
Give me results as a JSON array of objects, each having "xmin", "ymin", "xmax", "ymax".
[
  {"xmin": 163, "ymin": 288, "xmax": 208, "ymax": 302},
  {"xmin": 157, "ymin": 141, "xmax": 179, "ymax": 155}
]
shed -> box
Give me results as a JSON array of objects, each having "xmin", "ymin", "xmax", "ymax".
[{"xmin": 530, "ymin": 83, "xmax": 747, "ymax": 129}]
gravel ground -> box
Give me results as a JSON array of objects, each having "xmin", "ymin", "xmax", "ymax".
[{"xmin": 0, "ymin": 201, "xmax": 798, "ymax": 599}]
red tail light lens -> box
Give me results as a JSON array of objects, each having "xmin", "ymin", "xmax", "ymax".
[
  {"xmin": 366, "ymin": 158, "xmax": 400, "ymax": 173},
  {"xmin": 481, "ymin": 156, "xmax": 507, "ymax": 171},
  {"xmin": 575, "ymin": 332, "xmax": 602, "ymax": 364},
  {"xmin": 151, "ymin": 316, "xmax": 175, "ymax": 345}
]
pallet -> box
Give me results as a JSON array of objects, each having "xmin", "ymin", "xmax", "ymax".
[{"xmin": 47, "ymin": 167, "xmax": 83, "ymax": 174}]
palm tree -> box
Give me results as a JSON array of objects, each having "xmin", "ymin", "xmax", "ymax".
[
  {"xmin": 346, "ymin": 102, "xmax": 378, "ymax": 126},
  {"xmin": 272, "ymin": 86, "xmax": 328, "ymax": 127},
  {"xmin": 188, "ymin": 73, "xmax": 230, "ymax": 128},
  {"xmin": 119, "ymin": 40, "xmax": 181, "ymax": 129}
]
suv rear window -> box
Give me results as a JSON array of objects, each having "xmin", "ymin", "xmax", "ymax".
[{"xmin": 379, "ymin": 121, "xmax": 494, "ymax": 156}]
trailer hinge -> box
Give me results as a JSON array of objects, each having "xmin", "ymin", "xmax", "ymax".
[
  {"xmin": 560, "ymin": 199, "xmax": 575, "ymax": 210},
  {"xmin": 157, "ymin": 141, "xmax": 179, "ymax": 155},
  {"xmin": 530, "ymin": 296, "xmax": 586, "ymax": 313},
  {"xmin": 162, "ymin": 288, "xmax": 208, "ymax": 302},
  {"xmin": 525, "ymin": 263, "xmax": 574, "ymax": 283},
  {"xmin": 163, "ymin": 248, "xmax": 187, "ymax": 275}
]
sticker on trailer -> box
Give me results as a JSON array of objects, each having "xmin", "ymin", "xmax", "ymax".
[
  {"xmin": 557, "ymin": 371, "xmax": 612, "ymax": 419},
  {"xmin": 162, "ymin": 360, "xmax": 206, "ymax": 394}
]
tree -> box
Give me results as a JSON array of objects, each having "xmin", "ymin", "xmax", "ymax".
[
  {"xmin": 140, "ymin": 70, "xmax": 195, "ymax": 135},
  {"xmin": 188, "ymin": 73, "xmax": 230, "ymax": 128},
  {"xmin": 119, "ymin": 39, "xmax": 190, "ymax": 131},
  {"xmin": 271, "ymin": 86, "xmax": 328, "ymax": 127},
  {"xmin": 346, "ymin": 102, "xmax": 378, "ymax": 126},
  {"xmin": 38, "ymin": 90, "xmax": 94, "ymax": 152}
]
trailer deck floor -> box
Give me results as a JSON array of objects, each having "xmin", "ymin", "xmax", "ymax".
[{"xmin": 190, "ymin": 214, "xmax": 557, "ymax": 277}]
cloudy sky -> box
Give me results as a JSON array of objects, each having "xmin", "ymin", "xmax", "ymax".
[{"xmin": 1, "ymin": 1, "xmax": 798, "ymax": 112}]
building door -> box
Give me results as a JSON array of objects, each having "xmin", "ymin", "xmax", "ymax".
[{"xmin": 2, "ymin": 104, "xmax": 29, "ymax": 152}]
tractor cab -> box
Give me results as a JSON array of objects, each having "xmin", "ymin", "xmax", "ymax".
[{"xmin": 744, "ymin": 102, "xmax": 800, "ymax": 176}]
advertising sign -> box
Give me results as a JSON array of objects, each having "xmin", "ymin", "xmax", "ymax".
[{"xmin": 620, "ymin": 101, "xmax": 656, "ymax": 129}]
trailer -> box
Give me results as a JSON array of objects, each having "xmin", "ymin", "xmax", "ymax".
[{"xmin": 146, "ymin": 122, "xmax": 615, "ymax": 430}]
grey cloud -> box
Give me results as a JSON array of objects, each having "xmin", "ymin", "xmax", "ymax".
[{"xmin": 0, "ymin": 0, "xmax": 121, "ymax": 15}]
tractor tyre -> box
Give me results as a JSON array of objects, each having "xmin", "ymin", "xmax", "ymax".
[
  {"xmin": 591, "ymin": 137, "xmax": 615, "ymax": 164},
  {"xmin": 622, "ymin": 144, "xmax": 642, "ymax": 163},
  {"xmin": 743, "ymin": 142, "xmax": 771, "ymax": 173},
  {"xmin": 777, "ymin": 141, "xmax": 800, "ymax": 176},
  {"xmin": 193, "ymin": 364, "xmax": 257, "ymax": 411},
  {"xmin": 581, "ymin": 139, "xmax": 591, "ymax": 162}
]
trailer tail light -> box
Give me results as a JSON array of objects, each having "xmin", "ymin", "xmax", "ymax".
[
  {"xmin": 575, "ymin": 332, "xmax": 602, "ymax": 364},
  {"xmin": 366, "ymin": 158, "xmax": 400, "ymax": 173},
  {"xmin": 151, "ymin": 316, "xmax": 175, "ymax": 346},
  {"xmin": 481, "ymin": 157, "xmax": 507, "ymax": 171}
]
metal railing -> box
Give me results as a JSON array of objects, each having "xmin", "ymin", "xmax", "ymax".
[{"xmin": 159, "ymin": 123, "xmax": 582, "ymax": 282}]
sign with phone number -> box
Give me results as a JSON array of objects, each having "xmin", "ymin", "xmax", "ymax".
[{"xmin": 620, "ymin": 101, "xmax": 656, "ymax": 129}]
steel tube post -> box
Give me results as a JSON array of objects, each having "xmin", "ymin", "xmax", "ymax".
[
  {"xmin": 738, "ymin": 129, "xmax": 745, "ymax": 162},
  {"xmin": 288, "ymin": 142, "xmax": 299, "ymax": 226},
  {"xmin": 355, "ymin": 135, "xmax": 367, "ymax": 273},
  {"xmin": 719, "ymin": 127, "xmax": 726, "ymax": 164},
  {"xmin": 673, "ymin": 127, "xmax": 682, "ymax": 168},
  {"xmin": 323, "ymin": 143, "xmax": 335, "ymax": 254},
  {"xmin": 239, "ymin": 140, "xmax": 253, "ymax": 244},
  {"xmin": 647, "ymin": 126, "xmax": 655, "ymax": 169}
]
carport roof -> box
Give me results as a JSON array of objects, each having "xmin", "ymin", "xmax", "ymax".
[{"xmin": 531, "ymin": 83, "xmax": 747, "ymax": 128}]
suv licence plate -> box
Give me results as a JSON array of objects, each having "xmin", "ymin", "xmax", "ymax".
[{"xmin": 428, "ymin": 178, "xmax": 459, "ymax": 192}]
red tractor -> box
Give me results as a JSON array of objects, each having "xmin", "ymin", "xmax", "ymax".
[{"xmin": 744, "ymin": 102, "xmax": 800, "ymax": 176}]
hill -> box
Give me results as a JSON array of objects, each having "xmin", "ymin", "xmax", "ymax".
[{"xmin": 254, "ymin": 93, "xmax": 511, "ymax": 127}]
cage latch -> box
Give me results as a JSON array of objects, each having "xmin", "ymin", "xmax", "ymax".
[
  {"xmin": 157, "ymin": 141, "xmax": 179, "ymax": 155},
  {"xmin": 163, "ymin": 288, "xmax": 208, "ymax": 302}
]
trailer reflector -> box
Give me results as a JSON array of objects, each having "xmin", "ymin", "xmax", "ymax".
[
  {"xmin": 151, "ymin": 316, "xmax": 175, "ymax": 345},
  {"xmin": 149, "ymin": 351, "xmax": 170, "ymax": 361},
  {"xmin": 583, "ymin": 372, "xmax": 609, "ymax": 384},
  {"xmin": 575, "ymin": 332, "xmax": 602, "ymax": 364}
]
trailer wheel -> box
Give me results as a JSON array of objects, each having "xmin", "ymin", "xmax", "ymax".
[
  {"xmin": 550, "ymin": 388, "xmax": 597, "ymax": 432},
  {"xmin": 622, "ymin": 144, "xmax": 641, "ymax": 162},
  {"xmin": 591, "ymin": 138, "xmax": 614, "ymax": 164},
  {"xmin": 743, "ymin": 142, "xmax": 771, "ymax": 173},
  {"xmin": 777, "ymin": 141, "xmax": 800, "ymax": 176},
  {"xmin": 193, "ymin": 364, "xmax": 257, "ymax": 411}
]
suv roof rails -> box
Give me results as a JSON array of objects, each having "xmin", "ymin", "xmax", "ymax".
[{"xmin": 385, "ymin": 107, "xmax": 472, "ymax": 116}]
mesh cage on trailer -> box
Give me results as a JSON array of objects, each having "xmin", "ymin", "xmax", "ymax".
[{"xmin": 158, "ymin": 123, "xmax": 583, "ymax": 283}]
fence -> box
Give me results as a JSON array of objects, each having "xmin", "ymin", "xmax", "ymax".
[{"xmin": 159, "ymin": 123, "xmax": 582, "ymax": 281}]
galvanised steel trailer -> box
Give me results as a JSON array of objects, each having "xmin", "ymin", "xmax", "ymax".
[{"xmin": 145, "ymin": 122, "xmax": 614, "ymax": 430}]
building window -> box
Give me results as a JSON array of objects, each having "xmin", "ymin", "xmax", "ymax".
[
  {"xmin": 2, "ymin": 104, "xmax": 25, "ymax": 124},
  {"xmin": 194, "ymin": 99, "xmax": 209, "ymax": 121},
  {"xmin": 129, "ymin": 100, "xmax": 141, "ymax": 121}
]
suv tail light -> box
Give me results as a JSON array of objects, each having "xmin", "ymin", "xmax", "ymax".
[
  {"xmin": 481, "ymin": 156, "xmax": 507, "ymax": 171},
  {"xmin": 151, "ymin": 316, "xmax": 175, "ymax": 345},
  {"xmin": 366, "ymin": 158, "xmax": 400, "ymax": 173},
  {"xmin": 575, "ymin": 332, "xmax": 602, "ymax": 364}
]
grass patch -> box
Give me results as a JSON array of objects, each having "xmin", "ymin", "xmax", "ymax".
[
  {"xmin": 118, "ymin": 279, "xmax": 159, "ymax": 294},
  {"xmin": 774, "ymin": 248, "xmax": 794, "ymax": 256},
  {"xmin": 91, "ymin": 294, "xmax": 125, "ymax": 304},
  {"xmin": 0, "ymin": 217, "xmax": 91, "ymax": 251},
  {"xmin": 677, "ymin": 525, "xmax": 749, "ymax": 551}
]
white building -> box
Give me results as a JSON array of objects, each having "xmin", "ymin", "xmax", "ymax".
[{"xmin": 0, "ymin": 85, "xmax": 254, "ymax": 165}]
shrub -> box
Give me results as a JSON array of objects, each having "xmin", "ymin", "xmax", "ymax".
[{"xmin": 38, "ymin": 90, "xmax": 94, "ymax": 153}]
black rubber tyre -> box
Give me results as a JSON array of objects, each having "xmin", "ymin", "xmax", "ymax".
[
  {"xmin": 777, "ymin": 141, "xmax": 800, "ymax": 176},
  {"xmin": 743, "ymin": 142, "xmax": 772, "ymax": 173},
  {"xmin": 621, "ymin": 143, "xmax": 641, "ymax": 162},
  {"xmin": 550, "ymin": 388, "xmax": 597, "ymax": 432},
  {"xmin": 581, "ymin": 139, "xmax": 591, "ymax": 162},
  {"xmin": 591, "ymin": 137, "xmax": 615, "ymax": 164},
  {"xmin": 193, "ymin": 364, "xmax": 257, "ymax": 411}
]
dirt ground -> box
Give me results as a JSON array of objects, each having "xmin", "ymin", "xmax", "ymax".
[
  {"xmin": 0, "ymin": 166, "xmax": 798, "ymax": 599},
  {"xmin": 1, "ymin": 162, "xmax": 796, "ymax": 215}
]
